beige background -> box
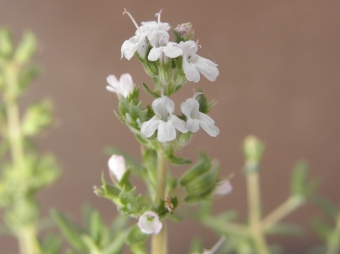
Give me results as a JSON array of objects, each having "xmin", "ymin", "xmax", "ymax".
[{"xmin": 1, "ymin": 1, "xmax": 340, "ymax": 253}]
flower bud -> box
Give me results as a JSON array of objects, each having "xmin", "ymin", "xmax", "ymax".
[
  {"xmin": 174, "ymin": 22, "xmax": 194, "ymax": 41},
  {"xmin": 108, "ymin": 155, "xmax": 127, "ymax": 182},
  {"xmin": 243, "ymin": 135, "xmax": 265, "ymax": 164},
  {"xmin": 138, "ymin": 211, "xmax": 162, "ymax": 234},
  {"xmin": 213, "ymin": 180, "xmax": 233, "ymax": 196}
]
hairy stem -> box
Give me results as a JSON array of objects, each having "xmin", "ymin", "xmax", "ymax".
[
  {"xmin": 151, "ymin": 149, "xmax": 168, "ymax": 254},
  {"xmin": 4, "ymin": 63, "xmax": 41, "ymax": 254},
  {"xmin": 246, "ymin": 171, "xmax": 269, "ymax": 254}
]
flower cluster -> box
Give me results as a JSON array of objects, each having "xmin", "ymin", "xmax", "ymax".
[
  {"xmin": 141, "ymin": 91, "xmax": 219, "ymax": 142},
  {"xmin": 121, "ymin": 9, "xmax": 219, "ymax": 83}
]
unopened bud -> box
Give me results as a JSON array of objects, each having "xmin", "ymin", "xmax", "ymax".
[
  {"xmin": 243, "ymin": 135, "xmax": 265, "ymax": 164},
  {"xmin": 108, "ymin": 155, "xmax": 127, "ymax": 182},
  {"xmin": 138, "ymin": 211, "xmax": 162, "ymax": 234},
  {"xmin": 175, "ymin": 22, "xmax": 194, "ymax": 40}
]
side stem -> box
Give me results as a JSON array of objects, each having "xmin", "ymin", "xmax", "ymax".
[
  {"xmin": 246, "ymin": 171, "xmax": 269, "ymax": 254},
  {"xmin": 151, "ymin": 149, "xmax": 168, "ymax": 254}
]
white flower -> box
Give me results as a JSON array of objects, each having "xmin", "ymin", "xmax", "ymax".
[
  {"xmin": 180, "ymin": 92, "xmax": 220, "ymax": 137},
  {"xmin": 121, "ymin": 9, "xmax": 170, "ymax": 60},
  {"xmin": 147, "ymin": 30, "xmax": 182, "ymax": 62},
  {"xmin": 108, "ymin": 155, "xmax": 127, "ymax": 182},
  {"xmin": 141, "ymin": 95, "xmax": 188, "ymax": 142},
  {"xmin": 106, "ymin": 73, "xmax": 134, "ymax": 98},
  {"xmin": 138, "ymin": 211, "xmax": 162, "ymax": 234},
  {"xmin": 213, "ymin": 180, "xmax": 233, "ymax": 196},
  {"xmin": 177, "ymin": 40, "xmax": 219, "ymax": 82}
]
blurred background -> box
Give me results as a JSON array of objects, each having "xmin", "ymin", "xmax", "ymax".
[{"xmin": 1, "ymin": 0, "xmax": 339, "ymax": 253}]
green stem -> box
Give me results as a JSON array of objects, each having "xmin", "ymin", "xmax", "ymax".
[
  {"xmin": 261, "ymin": 195, "xmax": 304, "ymax": 232},
  {"xmin": 326, "ymin": 212, "xmax": 340, "ymax": 254},
  {"xmin": 246, "ymin": 171, "xmax": 269, "ymax": 254},
  {"xmin": 151, "ymin": 149, "xmax": 168, "ymax": 254},
  {"xmin": 4, "ymin": 63, "xmax": 41, "ymax": 254}
]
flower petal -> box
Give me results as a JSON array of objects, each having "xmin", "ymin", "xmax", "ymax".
[
  {"xmin": 141, "ymin": 116, "xmax": 160, "ymax": 137},
  {"xmin": 187, "ymin": 118, "xmax": 200, "ymax": 133},
  {"xmin": 157, "ymin": 121, "xmax": 176, "ymax": 142},
  {"xmin": 183, "ymin": 55, "xmax": 200, "ymax": 82},
  {"xmin": 108, "ymin": 155, "xmax": 126, "ymax": 182},
  {"xmin": 194, "ymin": 55, "xmax": 219, "ymax": 82},
  {"xmin": 152, "ymin": 96, "xmax": 175, "ymax": 118},
  {"xmin": 161, "ymin": 42, "xmax": 182, "ymax": 58},
  {"xmin": 148, "ymin": 47, "xmax": 162, "ymax": 61},
  {"xmin": 169, "ymin": 115, "xmax": 188, "ymax": 133},
  {"xmin": 138, "ymin": 211, "xmax": 162, "ymax": 235},
  {"xmin": 200, "ymin": 118, "xmax": 220, "ymax": 137}
]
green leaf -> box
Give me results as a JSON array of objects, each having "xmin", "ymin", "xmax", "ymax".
[
  {"xmin": 18, "ymin": 65, "xmax": 40, "ymax": 90},
  {"xmin": 291, "ymin": 161, "xmax": 319, "ymax": 198},
  {"xmin": 142, "ymin": 83, "xmax": 160, "ymax": 98},
  {"xmin": 22, "ymin": 100, "xmax": 54, "ymax": 136},
  {"xmin": 167, "ymin": 154, "xmax": 192, "ymax": 166},
  {"xmin": 40, "ymin": 233, "xmax": 62, "ymax": 254},
  {"xmin": 103, "ymin": 230, "xmax": 127, "ymax": 254},
  {"xmin": 50, "ymin": 209, "xmax": 88, "ymax": 251},
  {"xmin": 14, "ymin": 31, "xmax": 37, "ymax": 64},
  {"xmin": 126, "ymin": 225, "xmax": 148, "ymax": 245},
  {"xmin": 311, "ymin": 194, "xmax": 338, "ymax": 218},
  {"xmin": 179, "ymin": 151, "xmax": 211, "ymax": 187},
  {"xmin": 311, "ymin": 218, "xmax": 333, "ymax": 241},
  {"xmin": 88, "ymin": 209, "xmax": 105, "ymax": 246},
  {"xmin": 266, "ymin": 223, "xmax": 303, "ymax": 236},
  {"xmin": 0, "ymin": 29, "xmax": 13, "ymax": 57}
]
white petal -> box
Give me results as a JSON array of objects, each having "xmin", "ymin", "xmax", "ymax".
[
  {"xmin": 194, "ymin": 55, "xmax": 219, "ymax": 82},
  {"xmin": 200, "ymin": 119, "xmax": 220, "ymax": 137},
  {"xmin": 178, "ymin": 40, "xmax": 198, "ymax": 55},
  {"xmin": 138, "ymin": 211, "xmax": 162, "ymax": 235},
  {"xmin": 141, "ymin": 116, "xmax": 160, "ymax": 137},
  {"xmin": 198, "ymin": 112, "xmax": 215, "ymax": 125},
  {"xmin": 148, "ymin": 47, "xmax": 162, "ymax": 61},
  {"xmin": 183, "ymin": 55, "xmax": 200, "ymax": 82},
  {"xmin": 180, "ymin": 99, "xmax": 199, "ymax": 118},
  {"xmin": 152, "ymin": 96, "xmax": 175, "ymax": 118},
  {"xmin": 106, "ymin": 75, "xmax": 119, "ymax": 88},
  {"xmin": 187, "ymin": 118, "xmax": 200, "ymax": 133},
  {"xmin": 169, "ymin": 115, "xmax": 188, "ymax": 133},
  {"xmin": 213, "ymin": 180, "xmax": 233, "ymax": 196},
  {"xmin": 108, "ymin": 155, "xmax": 126, "ymax": 182},
  {"xmin": 161, "ymin": 43, "xmax": 182, "ymax": 58},
  {"xmin": 148, "ymin": 30, "xmax": 169, "ymax": 47},
  {"xmin": 106, "ymin": 86, "xmax": 118, "ymax": 93},
  {"xmin": 119, "ymin": 73, "xmax": 134, "ymax": 98},
  {"xmin": 157, "ymin": 121, "xmax": 176, "ymax": 142},
  {"xmin": 136, "ymin": 37, "xmax": 149, "ymax": 58}
]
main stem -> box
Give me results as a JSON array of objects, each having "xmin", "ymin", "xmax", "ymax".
[
  {"xmin": 151, "ymin": 149, "xmax": 168, "ymax": 254},
  {"xmin": 4, "ymin": 63, "xmax": 41, "ymax": 254},
  {"xmin": 246, "ymin": 171, "xmax": 269, "ymax": 254}
]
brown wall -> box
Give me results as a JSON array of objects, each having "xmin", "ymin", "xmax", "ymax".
[{"xmin": 1, "ymin": 1, "xmax": 340, "ymax": 253}]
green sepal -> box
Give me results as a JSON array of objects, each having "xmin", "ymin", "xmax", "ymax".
[
  {"xmin": 167, "ymin": 154, "xmax": 192, "ymax": 166},
  {"xmin": 176, "ymin": 131, "xmax": 193, "ymax": 147},
  {"xmin": 184, "ymin": 164, "xmax": 220, "ymax": 203},
  {"xmin": 14, "ymin": 31, "xmax": 37, "ymax": 64},
  {"xmin": 50, "ymin": 209, "xmax": 88, "ymax": 251},
  {"xmin": 159, "ymin": 60, "xmax": 172, "ymax": 85},
  {"xmin": 172, "ymin": 28, "xmax": 184, "ymax": 44},
  {"xmin": 155, "ymin": 196, "xmax": 178, "ymax": 217},
  {"xmin": 126, "ymin": 225, "xmax": 148, "ymax": 245},
  {"xmin": 0, "ymin": 29, "xmax": 13, "ymax": 58},
  {"xmin": 118, "ymin": 187, "xmax": 148, "ymax": 217},
  {"xmin": 197, "ymin": 88, "xmax": 208, "ymax": 114},
  {"xmin": 94, "ymin": 174, "xmax": 121, "ymax": 204},
  {"xmin": 118, "ymin": 170, "xmax": 133, "ymax": 191},
  {"xmin": 142, "ymin": 83, "xmax": 160, "ymax": 98},
  {"xmin": 179, "ymin": 151, "xmax": 211, "ymax": 187}
]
